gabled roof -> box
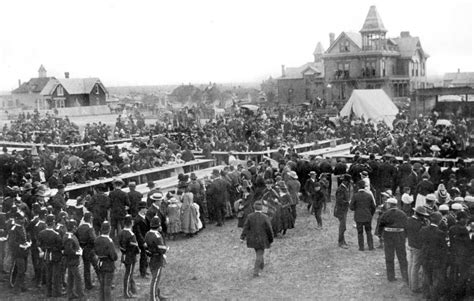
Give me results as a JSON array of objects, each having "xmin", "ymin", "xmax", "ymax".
[
  {"xmin": 12, "ymin": 77, "xmax": 54, "ymax": 94},
  {"xmin": 443, "ymin": 72, "xmax": 474, "ymax": 85},
  {"xmin": 325, "ymin": 32, "xmax": 362, "ymax": 53},
  {"xmin": 392, "ymin": 36, "xmax": 426, "ymax": 58},
  {"xmin": 40, "ymin": 78, "xmax": 107, "ymax": 96},
  {"xmin": 360, "ymin": 5, "xmax": 387, "ymax": 33},
  {"xmin": 281, "ymin": 61, "xmax": 324, "ymax": 79}
]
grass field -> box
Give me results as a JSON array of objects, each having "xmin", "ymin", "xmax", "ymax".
[{"xmin": 0, "ymin": 203, "xmax": 422, "ymax": 301}]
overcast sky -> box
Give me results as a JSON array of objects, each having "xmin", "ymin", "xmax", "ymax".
[{"xmin": 0, "ymin": 0, "xmax": 472, "ymax": 91}]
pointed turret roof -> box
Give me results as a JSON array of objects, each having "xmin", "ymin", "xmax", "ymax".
[
  {"xmin": 360, "ymin": 5, "xmax": 387, "ymax": 33},
  {"xmin": 313, "ymin": 42, "xmax": 325, "ymax": 55},
  {"xmin": 38, "ymin": 64, "xmax": 46, "ymax": 72}
]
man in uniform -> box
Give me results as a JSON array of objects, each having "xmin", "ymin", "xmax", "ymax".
[
  {"xmin": 27, "ymin": 204, "xmax": 46, "ymax": 287},
  {"xmin": 86, "ymin": 183, "xmax": 110, "ymax": 234},
  {"xmin": 145, "ymin": 216, "xmax": 169, "ymax": 301},
  {"xmin": 76, "ymin": 212, "xmax": 98, "ymax": 290},
  {"xmin": 133, "ymin": 201, "xmax": 149, "ymax": 278},
  {"xmin": 334, "ymin": 174, "xmax": 351, "ymax": 248},
  {"xmin": 94, "ymin": 221, "xmax": 118, "ymax": 301},
  {"xmin": 63, "ymin": 219, "xmax": 84, "ymax": 300},
  {"xmin": 109, "ymin": 178, "xmax": 130, "ymax": 241},
  {"xmin": 240, "ymin": 201, "xmax": 274, "ymax": 277},
  {"xmin": 37, "ymin": 214, "xmax": 63, "ymax": 297},
  {"xmin": 9, "ymin": 212, "xmax": 30, "ymax": 292},
  {"xmin": 127, "ymin": 182, "xmax": 142, "ymax": 218},
  {"xmin": 119, "ymin": 214, "xmax": 140, "ymax": 298},
  {"xmin": 350, "ymin": 180, "xmax": 376, "ymax": 251},
  {"xmin": 378, "ymin": 197, "xmax": 408, "ymax": 282}
]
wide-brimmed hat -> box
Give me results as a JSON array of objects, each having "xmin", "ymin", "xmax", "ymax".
[
  {"xmin": 150, "ymin": 192, "xmax": 163, "ymax": 201},
  {"xmin": 288, "ymin": 171, "xmax": 298, "ymax": 179},
  {"xmin": 414, "ymin": 206, "xmax": 429, "ymax": 217}
]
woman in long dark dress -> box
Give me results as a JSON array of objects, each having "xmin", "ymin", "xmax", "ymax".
[{"xmin": 236, "ymin": 183, "xmax": 255, "ymax": 228}]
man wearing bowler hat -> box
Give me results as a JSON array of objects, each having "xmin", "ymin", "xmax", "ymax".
[
  {"xmin": 133, "ymin": 201, "xmax": 150, "ymax": 278},
  {"xmin": 334, "ymin": 174, "xmax": 351, "ymax": 248},
  {"xmin": 109, "ymin": 178, "xmax": 130, "ymax": 241},
  {"xmin": 240, "ymin": 201, "xmax": 274, "ymax": 277}
]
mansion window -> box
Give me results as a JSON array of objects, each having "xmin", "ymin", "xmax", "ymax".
[
  {"xmin": 57, "ymin": 85, "xmax": 64, "ymax": 96},
  {"xmin": 382, "ymin": 60, "xmax": 386, "ymax": 77},
  {"xmin": 336, "ymin": 63, "xmax": 350, "ymax": 79},
  {"xmin": 362, "ymin": 61, "xmax": 376, "ymax": 77},
  {"xmin": 339, "ymin": 40, "xmax": 350, "ymax": 52}
]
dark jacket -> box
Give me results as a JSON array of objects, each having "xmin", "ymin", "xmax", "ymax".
[
  {"xmin": 144, "ymin": 230, "xmax": 167, "ymax": 269},
  {"xmin": 38, "ymin": 227, "xmax": 63, "ymax": 262},
  {"xmin": 240, "ymin": 211, "xmax": 274, "ymax": 250},
  {"xmin": 133, "ymin": 214, "xmax": 149, "ymax": 249},
  {"xmin": 406, "ymin": 216, "xmax": 425, "ymax": 249},
  {"xmin": 94, "ymin": 235, "xmax": 118, "ymax": 273},
  {"xmin": 419, "ymin": 225, "xmax": 448, "ymax": 267},
  {"xmin": 109, "ymin": 189, "xmax": 130, "ymax": 219},
  {"xmin": 349, "ymin": 189, "xmax": 375, "ymax": 223},
  {"xmin": 127, "ymin": 190, "xmax": 142, "ymax": 218},
  {"xmin": 378, "ymin": 208, "xmax": 408, "ymax": 236},
  {"xmin": 86, "ymin": 193, "xmax": 110, "ymax": 222},
  {"xmin": 63, "ymin": 232, "xmax": 81, "ymax": 266},
  {"xmin": 118, "ymin": 228, "xmax": 139, "ymax": 265},
  {"xmin": 334, "ymin": 183, "xmax": 350, "ymax": 219},
  {"xmin": 76, "ymin": 223, "xmax": 96, "ymax": 249}
]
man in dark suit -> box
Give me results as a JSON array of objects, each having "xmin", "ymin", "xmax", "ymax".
[
  {"xmin": 133, "ymin": 201, "xmax": 149, "ymax": 278},
  {"xmin": 94, "ymin": 221, "xmax": 118, "ymax": 301},
  {"xmin": 350, "ymin": 180, "xmax": 376, "ymax": 251},
  {"xmin": 420, "ymin": 212, "xmax": 448, "ymax": 300},
  {"xmin": 334, "ymin": 174, "xmax": 351, "ymax": 248},
  {"xmin": 127, "ymin": 182, "xmax": 142, "ymax": 218},
  {"xmin": 146, "ymin": 193, "xmax": 167, "ymax": 235},
  {"xmin": 207, "ymin": 169, "xmax": 230, "ymax": 226},
  {"xmin": 240, "ymin": 201, "xmax": 274, "ymax": 277},
  {"xmin": 109, "ymin": 178, "xmax": 130, "ymax": 241},
  {"xmin": 86, "ymin": 184, "xmax": 110, "ymax": 235}
]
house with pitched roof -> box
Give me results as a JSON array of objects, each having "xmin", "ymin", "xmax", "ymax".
[
  {"xmin": 277, "ymin": 42, "xmax": 325, "ymax": 104},
  {"xmin": 443, "ymin": 70, "xmax": 474, "ymax": 88},
  {"xmin": 11, "ymin": 66, "xmax": 108, "ymax": 110},
  {"xmin": 277, "ymin": 5, "xmax": 429, "ymax": 104}
]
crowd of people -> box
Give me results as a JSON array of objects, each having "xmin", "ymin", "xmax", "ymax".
[{"xmin": 0, "ymin": 106, "xmax": 473, "ymax": 299}]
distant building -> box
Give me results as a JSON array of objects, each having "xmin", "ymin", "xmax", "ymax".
[
  {"xmin": 11, "ymin": 65, "xmax": 108, "ymax": 110},
  {"xmin": 443, "ymin": 70, "xmax": 474, "ymax": 87},
  {"xmin": 277, "ymin": 5, "xmax": 429, "ymax": 104}
]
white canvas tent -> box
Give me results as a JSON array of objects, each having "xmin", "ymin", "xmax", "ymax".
[{"xmin": 339, "ymin": 89, "xmax": 398, "ymax": 128}]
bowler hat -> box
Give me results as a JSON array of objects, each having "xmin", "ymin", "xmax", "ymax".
[
  {"xmin": 309, "ymin": 171, "xmax": 317, "ymax": 176},
  {"xmin": 150, "ymin": 216, "xmax": 161, "ymax": 229},
  {"xmin": 147, "ymin": 181, "xmax": 155, "ymax": 188},
  {"xmin": 138, "ymin": 201, "xmax": 147, "ymax": 210},
  {"xmin": 113, "ymin": 178, "xmax": 124, "ymax": 185}
]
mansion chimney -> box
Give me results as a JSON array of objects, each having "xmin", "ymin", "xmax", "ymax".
[
  {"xmin": 281, "ymin": 65, "xmax": 286, "ymax": 77},
  {"xmin": 400, "ymin": 31, "xmax": 411, "ymax": 38},
  {"xmin": 18, "ymin": 79, "xmax": 21, "ymax": 87},
  {"xmin": 65, "ymin": 72, "xmax": 70, "ymax": 79},
  {"xmin": 329, "ymin": 33, "xmax": 335, "ymax": 46}
]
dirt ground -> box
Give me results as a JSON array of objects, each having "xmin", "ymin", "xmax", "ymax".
[{"xmin": 0, "ymin": 203, "xmax": 423, "ymax": 301}]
